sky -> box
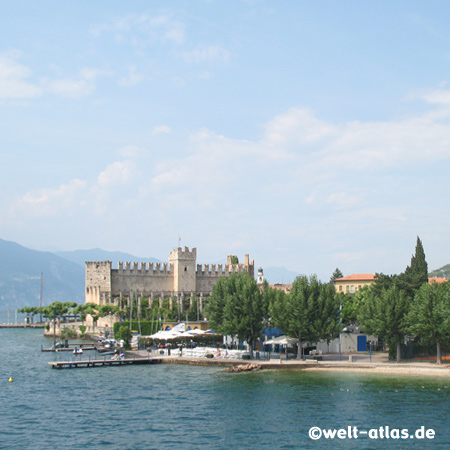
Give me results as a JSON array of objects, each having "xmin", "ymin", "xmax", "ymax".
[{"xmin": 1, "ymin": 1, "xmax": 450, "ymax": 281}]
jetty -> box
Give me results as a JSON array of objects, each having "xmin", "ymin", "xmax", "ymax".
[
  {"xmin": 42, "ymin": 345, "xmax": 96, "ymax": 352},
  {"xmin": 41, "ymin": 343, "xmax": 96, "ymax": 352},
  {"xmin": 48, "ymin": 356, "xmax": 163, "ymax": 369}
]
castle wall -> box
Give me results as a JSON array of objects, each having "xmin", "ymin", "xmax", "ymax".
[
  {"xmin": 85, "ymin": 248, "xmax": 255, "ymax": 308},
  {"xmin": 195, "ymin": 263, "xmax": 252, "ymax": 292},
  {"xmin": 110, "ymin": 262, "xmax": 174, "ymax": 294}
]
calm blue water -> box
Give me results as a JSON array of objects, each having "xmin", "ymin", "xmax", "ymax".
[{"xmin": 1, "ymin": 328, "xmax": 450, "ymax": 450}]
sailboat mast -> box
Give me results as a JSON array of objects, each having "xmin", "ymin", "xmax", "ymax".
[{"xmin": 40, "ymin": 272, "xmax": 44, "ymax": 323}]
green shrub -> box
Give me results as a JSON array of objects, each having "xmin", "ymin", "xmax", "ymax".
[
  {"xmin": 60, "ymin": 327, "xmax": 77, "ymax": 340},
  {"xmin": 115, "ymin": 326, "xmax": 132, "ymax": 349}
]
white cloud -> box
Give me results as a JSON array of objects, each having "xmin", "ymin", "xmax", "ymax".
[
  {"xmin": 419, "ymin": 88, "xmax": 450, "ymax": 106},
  {"xmin": 117, "ymin": 145, "xmax": 149, "ymax": 158},
  {"xmin": 0, "ymin": 52, "xmax": 42, "ymax": 100},
  {"xmin": 97, "ymin": 160, "xmax": 135, "ymax": 187},
  {"xmin": 0, "ymin": 52, "xmax": 110, "ymax": 101},
  {"xmin": 151, "ymin": 125, "xmax": 172, "ymax": 136},
  {"xmin": 43, "ymin": 67, "xmax": 109, "ymax": 98},
  {"xmin": 11, "ymin": 159, "xmax": 138, "ymax": 220},
  {"xmin": 14, "ymin": 179, "xmax": 87, "ymax": 217},
  {"xmin": 182, "ymin": 44, "xmax": 230, "ymax": 64},
  {"xmin": 262, "ymin": 107, "xmax": 338, "ymax": 149},
  {"xmin": 91, "ymin": 13, "xmax": 186, "ymax": 46},
  {"xmin": 119, "ymin": 65, "xmax": 144, "ymax": 87}
]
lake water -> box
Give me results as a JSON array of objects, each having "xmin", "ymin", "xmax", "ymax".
[{"xmin": 1, "ymin": 328, "xmax": 450, "ymax": 450}]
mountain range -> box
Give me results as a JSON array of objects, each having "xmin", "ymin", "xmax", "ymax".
[
  {"xmin": 1, "ymin": 237, "xmax": 447, "ymax": 309},
  {"xmin": 0, "ymin": 239, "xmax": 163, "ymax": 308}
]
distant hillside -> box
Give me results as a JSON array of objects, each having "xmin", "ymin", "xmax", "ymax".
[
  {"xmin": 429, "ymin": 264, "xmax": 450, "ymax": 280},
  {"xmin": 55, "ymin": 249, "xmax": 162, "ymax": 268},
  {"xmin": 0, "ymin": 238, "xmax": 84, "ymax": 308}
]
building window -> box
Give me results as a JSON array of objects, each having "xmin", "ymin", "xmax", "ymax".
[
  {"xmin": 184, "ymin": 267, "xmax": 187, "ymax": 272},
  {"xmin": 339, "ymin": 285, "xmax": 343, "ymax": 292}
]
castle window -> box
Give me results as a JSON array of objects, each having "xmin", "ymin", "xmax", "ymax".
[{"xmin": 184, "ymin": 267, "xmax": 187, "ymax": 272}]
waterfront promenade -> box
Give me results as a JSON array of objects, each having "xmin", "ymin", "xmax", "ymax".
[{"xmin": 129, "ymin": 349, "xmax": 450, "ymax": 377}]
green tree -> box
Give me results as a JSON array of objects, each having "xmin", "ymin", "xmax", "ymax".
[
  {"xmin": 115, "ymin": 326, "xmax": 132, "ymax": 349},
  {"xmin": 43, "ymin": 301, "xmax": 78, "ymax": 321},
  {"xmin": 359, "ymin": 286, "xmax": 410, "ymax": 362},
  {"xmin": 314, "ymin": 282, "xmax": 341, "ymax": 344},
  {"xmin": 397, "ymin": 237, "xmax": 429, "ymax": 297},
  {"xmin": 372, "ymin": 273, "xmax": 398, "ymax": 297},
  {"xmin": 339, "ymin": 291, "xmax": 366, "ymax": 325},
  {"xmin": 18, "ymin": 306, "xmax": 41, "ymax": 323},
  {"xmin": 60, "ymin": 327, "xmax": 77, "ymax": 340},
  {"xmin": 206, "ymin": 273, "xmax": 267, "ymax": 357},
  {"xmin": 407, "ymin": 281, "xmax": 450, "ymax": 364},
  {"xmin": 80, "ymin": 303, "xmax": 120, "ymax": 326},
  {"xmin": 270, "ymin": 275, "xmax": 338, "ymax": 359},
  {"xmin": 330, "ymin": 268, "xmax": 344, "ymax": 282}
]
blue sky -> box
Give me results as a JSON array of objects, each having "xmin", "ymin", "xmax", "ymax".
[{"xmin": 2, "ymin": 1, "xmax": 450, "ymax": 281}]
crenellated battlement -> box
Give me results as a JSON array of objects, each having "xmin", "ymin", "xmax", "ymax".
[
  {"xmin": 196, "ymin": 262, "xmax": 249, "ymax": 276},
  {"xmin": 168, "ymin": 246, "xmax": 197, "ymax": 261},
  {"xmin": 116, "ymin": 261, "xmax": 172, "ymax": 275}
]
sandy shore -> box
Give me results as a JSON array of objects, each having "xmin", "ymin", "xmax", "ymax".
[{"xmin": 131, "ymin": 350, "xmax": 450, "ymax": 377}]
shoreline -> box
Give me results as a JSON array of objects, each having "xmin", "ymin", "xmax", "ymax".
[{"xmin": 131, "ymin": 350, "xmax": 450, "ymax": 377}]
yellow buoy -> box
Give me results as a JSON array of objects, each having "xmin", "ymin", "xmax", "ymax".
[{"xmin": 8, "ymin": 377, "xmax": 13, "ymax": 382}]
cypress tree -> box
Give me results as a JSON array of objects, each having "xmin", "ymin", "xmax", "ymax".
[
  {"xmin": 330, "ymin": 268, "xmax": 344, "ymax": 282},
  {"xmin": 398, "ymin": 236, "xmax": 428, "ymax": 297}
]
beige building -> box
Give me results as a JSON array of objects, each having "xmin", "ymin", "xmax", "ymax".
[{"xmin": 333, "ymin": 273, "xmax": 376, "ymax": 294}]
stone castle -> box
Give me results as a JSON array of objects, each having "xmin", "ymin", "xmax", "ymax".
[{"xmin": 85, "ymin": 247, "xmax": 254, "ymax": 325}]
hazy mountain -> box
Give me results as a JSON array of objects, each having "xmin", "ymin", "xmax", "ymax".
[
  {"xmin": 0, "ymin": 238, "xmax": 85, "ymax": 308},
  {"xmin": 429, "ymin": 264, "xmax": 450, "ymax": 280},
  {"xmin": 55, "ymin": 249, "xmax": 162, "ymax": 268}
]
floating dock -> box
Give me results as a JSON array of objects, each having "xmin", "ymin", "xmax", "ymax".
[{"xmin": 48, "ymin": 357, "xmax": 163, "ymax": 369}]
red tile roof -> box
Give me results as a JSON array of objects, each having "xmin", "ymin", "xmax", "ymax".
[
  {"xmin": 428, "ymin": 277, "xmax": 447, "ymax": 284},
  {"xmin": 334, "ymin": 274, "xmax": 376, "ymax": 282}
]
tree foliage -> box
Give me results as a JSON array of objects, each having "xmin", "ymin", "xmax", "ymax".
[
  {"xmin": 206, "ymin": 272, "xmax": 267, "ymax": 356},
  {"xmin": 358, "ymin": 286, "xmax": 410, "ymax": 362},
  {"xmin": 330, "ymin": 268, "xmax": 344, "ymax": 282},
  {"xmin": 407, "ymin": 281, "xmax": 450, "ymax": 364},
  {"xmin": 270, "ymin": 275, "xmax": 340, "ymax": 358},
  {"xmin": 397, "ymin": 236, "xmax": 429, "ymax": 297}
]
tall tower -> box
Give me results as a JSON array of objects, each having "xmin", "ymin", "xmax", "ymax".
[
  {"xmin": 168, "ymin": 247, "xmax": 197, "ymax": 292},
  {"xmin": 257, "ymin": 267, "xmax": 265, "ymax": 285},
  {"xmin": 85, "ymin": 261, "xmax": 112, "ymax": 305}
]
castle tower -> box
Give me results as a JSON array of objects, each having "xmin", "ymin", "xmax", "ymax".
[
  {"xmin": 168, "ymin": 246, "xmax": 197, "ymax": 293},
  {"xmin": 85, "ymin": 261, "xmax": 112, "ymax": 305},
  {"xmin": 257, "ymin": 267, "xmax": 265, "ymax": 285}
]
